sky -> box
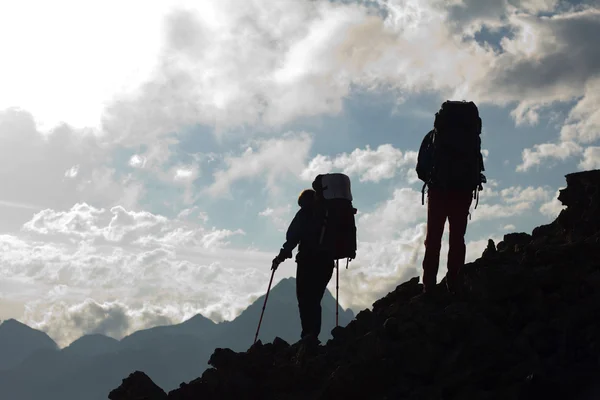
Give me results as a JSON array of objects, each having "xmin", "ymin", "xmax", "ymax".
[{"xmin": 0, "ymin": 0, "xmax": 598, "ymax": 347}]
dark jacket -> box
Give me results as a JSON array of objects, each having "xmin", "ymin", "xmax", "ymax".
[{"xmin": 280, "ymin": 205, "xmax": 326, "ymax": 262}]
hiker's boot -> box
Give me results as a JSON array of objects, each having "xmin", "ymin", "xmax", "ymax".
[
  {"xmin": 446, "ymin": 276, "xmax": 462, "ymax": 296},
  {"xmin": 302, "ymin": 333, "xmax": 321, "ymax": 348},
  {"xmin": 294, "ymin": 334, "xmax": 320, "ymax": 364},
  {"xmin": 415, "ymin": 283, "xmax": 442, "ymax": 302}
]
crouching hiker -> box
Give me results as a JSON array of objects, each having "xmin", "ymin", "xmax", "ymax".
[
  {"xmin": 273, "ymin": 173, "xmax": 357, "ymax": 343},
  {"xmin": 416, "ymin": 100, "xmax": 487, "ymax": 295}
]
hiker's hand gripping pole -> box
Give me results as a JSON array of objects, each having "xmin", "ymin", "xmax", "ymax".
[{"xmin": 254, "ymin": 258, "xmax": 280, "ymax": 344}]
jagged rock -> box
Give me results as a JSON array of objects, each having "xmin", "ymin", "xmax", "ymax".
[
  {"xmin": 108, "ymin": 371, "xmax": 167, "ymax": 400},
  {"xmin": 109, "ymin": 170, "xmax": 600, "ymax": 400},
  {"xmin": 482, "ymin": 238, "xmax": 496, "ymax": 259}
]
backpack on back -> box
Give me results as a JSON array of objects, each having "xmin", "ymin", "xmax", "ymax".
[
  {"xmin": 416, "ymin": 100, "xmax": 486, "ymax": 204},
  {"xmin": 311, "ymin": 173, "xmax": 357, "ymax": 261}
]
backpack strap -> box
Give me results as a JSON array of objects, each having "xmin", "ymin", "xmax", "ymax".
[{"xmin": 318, "ymin": 207, "xmax": 328, "ymax": 245}]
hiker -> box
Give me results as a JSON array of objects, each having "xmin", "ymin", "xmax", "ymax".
[
  {"xmin": 272, "ymin": 174, "xmax": 357, "ymax": 342},
  {"xmin": 416, "ymin": 100, "xmax": 487, "ymax": 295}
]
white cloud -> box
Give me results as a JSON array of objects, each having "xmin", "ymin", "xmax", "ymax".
[
  {"xmin": 129, "ymin": 154, "xmax": 147, "ymax": 168},
  {"xmin": 500, "ymin": 186, "xmax": 552, "ymax": 204},
  {"xmin": 1, "ymin": 0, "xmax": 597, "ymax": 147},
  {"xmin": 176, "ymin": 206, "xmax": 209, "ymax": 223},
  {"xmin": 64, "ymin": 165, "xmax": 80, "ymax": 178},
  {"xmin": 539, "ymin": 190, "xmax": 565, "ymax": 218},
  {"xmin": 503, "ymin": 224, "xmax": 516, "ymax": 231},
  {"xmin": 472, "ymin": 202, "xmax": 532, "ymax": 221},
  {"xmin": 23, "ymin": 203, "xmax": 243, "ymax": 250},
  {"xmin": 100, "ymin": 0, "xmax": 497, "ymax": 143},
  {"xmin": 207, "ymin": 132, "xmax": 313, "ymax": 197},
  {"xmin": 301, "ymin": 144, "xmax": 418, "ymax": 183},
  {"xmin": 0, "ymin": 109, "xmax": 145, "ymax": 219},
  {"xmin": 472, "ymin": 185, "xmax": 553, "ymax": 222},
  {"xmin": 560, "ymin": 72, "xmax": 600, "ymax": 145},
  {"xmin": 477, "ymin": 8, "xmax": 600, "ymax": 109},
  {"xmin": 517, "ymin": 141, "xmax": 583, "ymax": 172},
  {"xmin": 174, "ymin": 166, "xmax": 197, "ymax": 181},
  {"xmin": 358, "ymin": 188, "xmax": 424, "ymax": 242},
  {"xmin": 578, "ymin": 146, "xmax": 600, "ymax": 170},
  {"xmin": 335, "ymin": 224, "xmax": 424, "ymax": 312},
  {"xmin": 259, "ymin": 205, "xmax": 293, "ymax": 232},
  {"xmin": 0, "ymin": 204, "xmax": 271, "ymax": 347}
]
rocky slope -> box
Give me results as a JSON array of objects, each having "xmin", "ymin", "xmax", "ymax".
[{"xmin": 109, "ymin": 170, "xmax": 600, "ymax": 400}]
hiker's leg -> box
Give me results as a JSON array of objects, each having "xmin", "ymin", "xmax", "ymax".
[
  {"xmin": 422, "ymin": 188, "xmax": 448, "ymax": 292},
  {"xmin": 296, "ymin": 260, "xmax": 312, "ymax": 339},
  {"xmin": 296, "ymin": 258, "xmax": 323, "ymax": 339},
  {"xmin": 312, "ymin": 258, "xmax": 335, "ymax": 338},
  {"xmin": 447, "ymin": 190, "xmax": 473, "ymax": 283}
]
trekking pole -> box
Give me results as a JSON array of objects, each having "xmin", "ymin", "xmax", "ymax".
[
  {"xmin": 254, "ymin": 260, "xmax": 278, "ymax": 344},
  {"xmin": 335, "ymin": 259, "xmax": 339, "ymax": 327}
]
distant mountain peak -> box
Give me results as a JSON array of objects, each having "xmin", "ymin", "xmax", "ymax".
[
  {"xmin": 0, "ymin": 317, "xmax": 59, "ymax": 371},
  {"xmin": 180, "ymin": 313, "xmax": 215, "ymax": 327},
  {"xmin": 1, "ymin": 318, "xmax": 26, "ymax": 327}
]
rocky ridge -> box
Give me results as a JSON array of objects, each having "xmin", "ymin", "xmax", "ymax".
[{"xmin": 109, "ymin": 170, "xmax": 600, "ymax": 400}]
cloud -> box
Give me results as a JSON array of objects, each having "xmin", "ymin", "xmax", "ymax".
[
  {"xmin": 358, "ymin": 188, "xmax": 424, "ymax": 241},
  {"xmin": 207, "ymin": 132, "xmax": 313, "ymax": 197},
  {"xmin": 516, "ymin": 141, "xmax": 583, "ymax": 172},
  {"xmin": 2, "ymin": 0, "xmax": 598, "ymax": 146},
  {"xmin": 23, "ymin": 203, "xmax": 244, "ymax": 249},
  {"xmin": 64, "ymin": 165, "xmax": 80, "ymax": 179},
  {"xmin": 500, "ymin": 186, "xmax": 552, "ymax": 204},
  {"xmin": 129, "ymin": 155, "xmax": 147, "ymax": 168},
  {"xmin": 0, "ymin": 109, "xmax": 144, "ymax": 217},
  {"xmin": 578, "ymin": 146, "xmax": 600, "ymax": 170},
  {"xmin": 472, "ymin": 185, "xmax": 553, "ymax": 221},
  {"xmin": 477, "ymin": 8, "xmax": 600, "ymax": 109},
  {"xmin": 0, "ymin": 204, "xmax": 272, "ymax": 346},
  {"xmin": 561, "ymin": 77, "xmax": 600, "ymax": 144},
  {"xmin": 335, "ymin": 224, "xmax": 424, "ymax": 312},
  {"xmin": 301, "ymin": 144, "xmax": 418, "ymax": 183},
  {"xmin": 539, "ymin": 190, "xmax": 566, "ymax": 218},
  {"xmin": 259, "ymin": 205, "xmax": 293, "ymax": 232},
  {"xmin": 100, "ymin": 0, "xmax": 497, "ymax": 142}
]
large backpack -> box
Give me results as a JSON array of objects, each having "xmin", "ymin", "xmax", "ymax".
[
  {"xmin": 311, "ymin": 173, "xmax": 357, "ymax": 262},
  {"xmin": 416, "ymin": 100, "xmax": 486, "ymax": 205}
]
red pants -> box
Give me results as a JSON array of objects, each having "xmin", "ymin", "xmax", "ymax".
[{"xmin": 422, "ymin": 187, "xmax": 473, "ymax": 291}]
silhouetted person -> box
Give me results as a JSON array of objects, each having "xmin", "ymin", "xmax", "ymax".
[
  {"xmin": 272, "ymin": 189, "xmax": 335, "ymax": 343},
  {"xmin": 416, "ymin": 101, "xmax": 486, "ymax": 294}
]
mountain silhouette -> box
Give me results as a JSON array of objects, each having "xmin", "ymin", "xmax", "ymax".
[
  {"xmin": 0, "ymin": 277, "xmax": 353, "ymax": 400},
  {"xmin": 0, "ymin": 318, "xmax": 58, "ymax": 370},
  {"xmin": 63, "ymin": 334, "xmax": 121, "ymax": 357},
  {"xmin": 120, "ymin": 313, "xmax": 216, "ymax": 350}
]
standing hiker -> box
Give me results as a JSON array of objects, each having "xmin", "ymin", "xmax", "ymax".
[
  {"xmin": 272, "ymin": 174, "xmax": 357, "ymax": 343},
  {"xmin": 416, "ymin": 100, "xmax": 487, "ymax": 295}
]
